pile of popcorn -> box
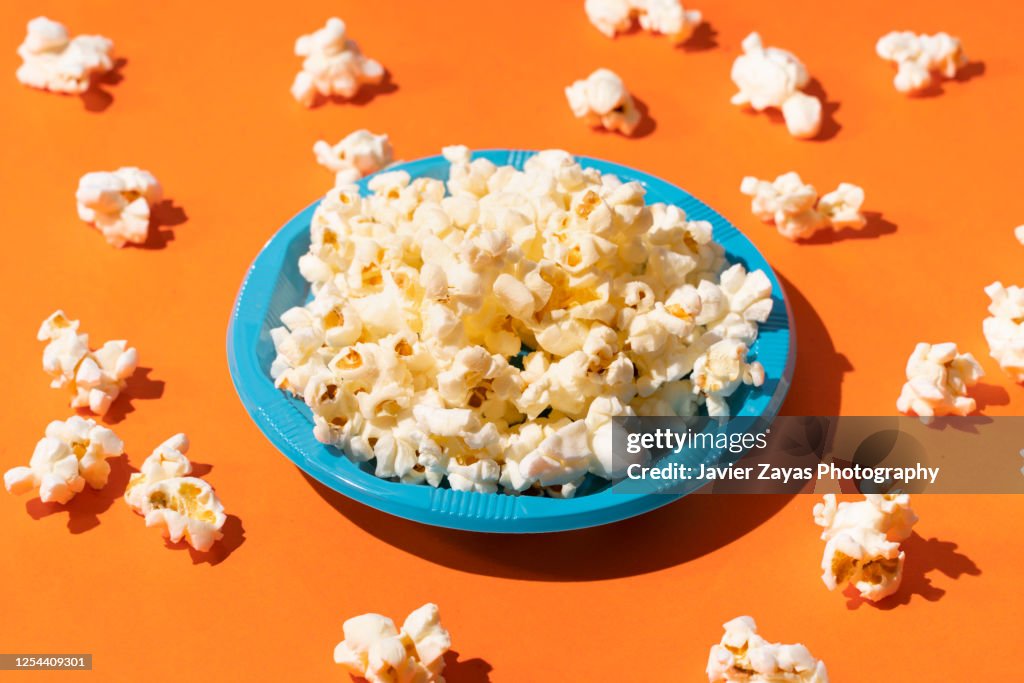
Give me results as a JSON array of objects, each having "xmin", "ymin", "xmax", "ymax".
[
  {"xmin": 16, "ymin": 16, "xmax": 113, "ymax": 94},
  {"xmin": 983, "ymin": 282, "xmax": 1024, "ymax": 383},
  {"xmin": 584, "ymin": 0, "xmax": 703, "ymax": 44},
  {"xmin": 896, "ymin": 342, "xmax": 983, "ymax": 418},
  {"xmin": 876, "ymin": 31, "xmax": 968, "ymax": 94},
  {"xmin": 4, "ymin": 416, "xmax": 123, "ymax": 505},
  {"xmin": 731, "ymin": 33, "xmax": 823, "ymax": 139},
  {"xmin": 270, "ymin": 147, "xmax": 773, "ymax": 496},
  {"xmin": 741, "ymin": 172, "xmax": 866, "ymax": 241},
  {"xmin": 124, "ymin": 434, "xmax": 226, "ymax": 552},
  {"xmin": 38, "ymin": 310, "xmax": 138, "ymax": 416},
  {"xmin": 813, "ymin": 493, "xmax": 918, "ymax": 601},
  {"xmin": 334, "ymin": 603, "xmax": 451, "ymax": 683},
  {"xmin": 291, "ymin": 17, "xmax": 385, "ymax": 107},
  {"xmin": 314, "ymin": 129, "xmax": 394, "ymax": 185},
  {"xmin": 706, "ymin": 616, "xmax": 829, "ymax": 682},
  {"xmin": 76, "ymin": 167, "xmax": 163, "ymax": 247}
]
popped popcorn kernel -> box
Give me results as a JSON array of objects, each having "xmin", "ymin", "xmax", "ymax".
[
  {"xmin": 814, "ymin": 494, "xmax": 917, "ymax": 601},
  {"xmin": 334, "ymin": 603, "xmax": 451, "ymax": 683},
  {"xmin": 896, "ymin": 342, "xmax": 983, "ymax": 418},
  {"xmin": 1015, "ymin": 225, "xmax": 1024, "ymax": 246},
  {"xmin": 125, "ymin": 434, "xmax": 225, "ymax": 552},
  {"xmin": 4, "ymin": 416, "xmax": 123, "ymax": 504},
  {"xmin": 983, "ymin": 282, "xmax": 1024, "ymax": 382},
  {"xmin": 291, "ymin": 17, "xmax": 385, "ymax": 107},
  {"xmin": 707, "ymin": 616, "xmax": 829, "ymax": 682},
  {"xmin": 270, "ymin": 147, "xmax": 774, "ymax": 495},
  {"xmin": 584, "ymin": 0, "xmax": 702, "ymax": 44},
  {"xmin": 313, "ymin": 129, "xmax": 393, "ymax": 185},
  {"xmin": 16, "ymin": 16, "xmax": 113, "ymax": 94},
  {"xmin": 565, "ymin": 68, "xmax": 641, "ymax": 135},
  {"xmin": 731, "ymin": 33, "xmax": 822, "ymax": 139},
  {"xmin": 76, "ymin": 167, "xmax": 163, "ymax": 247},
  {"xmin": 740, "ymin": 173, "xmax": 866, "ymax": 241},
  {"xmin": 38, "ymin": 310, "xmax": 138, "ymax": 416},
  {"xmin": 876, "ymin": 31, "xmax": 968, "ymax": 94}
]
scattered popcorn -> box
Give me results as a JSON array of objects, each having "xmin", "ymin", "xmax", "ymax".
[
  {"xmin": 707, "ymin": 616, "xmax": 829, "ymax": 682},
  {"xmin": 565, "ymin": 68, "xmax": 641, "ymax": 135},
  {"xmin": 584, "ymin": 0, "xmax": 703, "ymax": 43},
  {"xmin": 1015, "ymin": 225, "xmax": 1024, "ymax": 246},
  {"xmin": 896, "ymin": 342, "xmax": 983, "ymax": 418},
  {"xmin": 76, "ymin": 167, "xmax": 163, "ymax": 247},
  {"xmin": 876, "ymin": 31, "xmax": 968, "ymax": 94},
  {"xmin": 124, "ymin": 434, "xmax": 225, "ymax": 552},
  {"xmin": 814, "ymin": 494, "xmax": 917, "ymax": 601},
  {"xmin": 37, "ymin": 310, "xmax": 138, "ymax": 415},
  {"xmin": 16, "ymin": 16, "xmax": 113, "ymax": 94},
  {"xmin": 4, "ymin": 416, "xmax": 123, "ymax": 504},
  {"xmin": 731, "ymin": 33, "xmax": 823, "ymax": 139},
  {"xmin": 313, "ymin": 129, "xmax": 394, "ymax": 185},
  {"xmin": 270, "ymin": 148, "xmax": 774, "ymax": 496},
  {"xmin": 334, "ymin": 603, "xmax": 451, "ymax": 683},
  {"xmin": 740, "ymin": 173, "xmax": 866, "ymax": 241},
  {"xmin": 291, "ymin": 17, "xmax": 385, "ymax": 107},
  {"xmin": 983, "ymin": 282, "xmax": 1024, "ymax": 382}
]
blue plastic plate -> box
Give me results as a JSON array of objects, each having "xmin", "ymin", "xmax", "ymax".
[{"xmin": 227, "ymin": 150, "xmax": 795, "ymax": 533}]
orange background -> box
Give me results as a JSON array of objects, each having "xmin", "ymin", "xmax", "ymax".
[{"xmin": 1, "ymin": 0, "xmax": 1021, "ymax": 680}]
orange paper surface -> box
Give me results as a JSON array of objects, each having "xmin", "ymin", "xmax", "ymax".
[{"xmin": 0, "ymin": 1, "xmax": 1021, "ymax": 680}]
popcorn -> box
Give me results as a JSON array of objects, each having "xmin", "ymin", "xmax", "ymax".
[
  {"xmin": 707, "ymin": 616, "xmax": 829, "ymax": 682},
  {"xmin": 876, "ymin": 31, "xmax": 968, "ymax": 94},
  {"xmin": 691, "ymin": 339, "xmax": 765, "ymax": 417},
  {"xmin": 740, "ymin": 173, "xmax": 866, "ymax": 241},
  {"xmin": 584, "ymin": 0, "xmax": 702, "ymax": 43},
  {"xmin": 334, "ymin": 603, "xmax": 451, "ymax": 683},
  {"xmin": 16, "ymin": 17, "xmax": 113, "ymax": 94},
  {"xmin": 896, "ymin": 342, "xmax": 983, "ymax": 418},
  {"xmin": 814, "ymin": 494, "xmax": 917, "ymax": 601},
  {"xmin": 983, "ymin": 282, "xmax": 1024, "ymax": 382},
  {"xmin": 731, "ymin": 33, "xmax": 823, "ymax": 139},
  {"xmin": 124, "ymin": 434, "xmax": 226, "ymax": 552},
  {"xmin": 565, "ymin": 68, "xmax": 641, "ymax": 135},
  {"xmin": 1015, "ymin": 225, "xmax": 1024, "ymax": 246},
  {"xmin": 38, "ymin": 310, "xmax": 138, "ymax": 415},
  {"xmin": 76, "ymin": 167, "xmax": 163, "ymax": 247},
  {"xmin": 4, "ymin": 416, "xmax": 123, "ymax": 504},
  {"xmin": 270, "ymin": 147, "xmax": 774, "ymax": 496},
  {"xmin": 291, "ymin": 17, "xmax": 385, "ymax": 107},
  {"xmin": 313, "ymin": 129, "xmax": 393, "ymax": 185}
]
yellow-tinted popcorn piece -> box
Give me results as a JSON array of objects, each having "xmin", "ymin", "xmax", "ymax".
[
  {"xmin": 707, "ymin": 616, "xmax": 828, "ymax": 682},
  {"xmin": 334, "ymin": 603, "xmax": 451, "ymax": 683}
]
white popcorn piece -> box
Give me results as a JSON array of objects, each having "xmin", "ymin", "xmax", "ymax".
[
  {"xmin": 896, "ymin": 342, "xmax": 984, "ymax": 418},
  {"xmin": 814, "ymin": 493, "xmax": 917, "ymax": 601},
  {"xmin": 691, "ymin": 339, "xmax": 765, "ymax": 417},
  {"xmin": 271, "ymin": 147, "xmax": 774, "ymax": 495},
  {"xmin": 707, "ymin": 616, "xmax": 829, "ymax": 683},
  {"xmin": 1015, "ymin": 225, "xmax": 1024, "ymax": 246},
  {"xmin": 16, "ymin": 17, "xmax": 113, "ymax": 95},
  {"xmin": 38, "ymin": 310, "xmax": 138, "ymax": 416},
  {"xmin": 313, "ymin": 129, "xmax": 394, "ymax": 185},
  {"xmin": 584, "ymin": 0, "xmax": 702, "ymax": 43},
  {"xmin": 76, "ymin": 167, "xmax": 163, "ymax": 247},
  {"xmin": 291, "ymin": 17, "xmax": 385, "ymax": 107},
  {"xmin": 565, "ymin": 68, "xmax": 641, "ymax": 135},
  {"xmin": 334, "ymin": 603, "xmax": 451, "ymax": 683},
  {"xmin": 125, "ymin": 434, "xmax": 225, "ymax": 552},
  {"xmin": 731, "ymin": 33, "xmax": 823, "ymax": 139},
  {"xmin": 4, "ymin": 416, "xmax": 123, "ymax": 504},
  {"xmin": 876, "ymin": 31, "xmax": 968, "ymax": 94},
  {"xmin": 740, "ymin": 173, "xmax": 866, "ymax": 241},
  {"xmin": 983, "ymin": 282, "xmax": 1024, "ymax": 382}
]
